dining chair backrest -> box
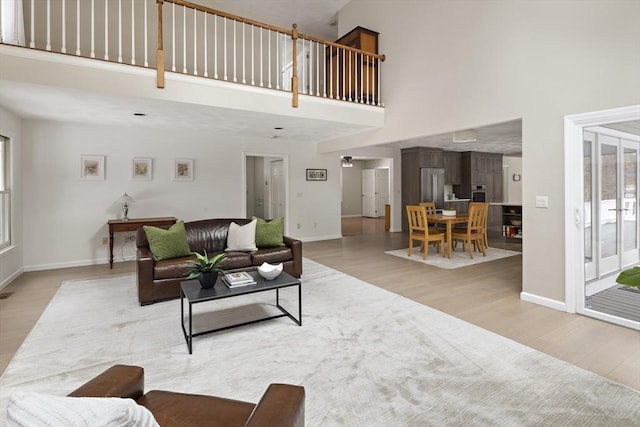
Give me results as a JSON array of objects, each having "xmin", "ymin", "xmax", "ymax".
[
  {"xmin": 469, "ymin": 202, "xmax": 489, "ymax": 225},
  {"xmin": 419, "ymin": 201, "xmax": 437, "ymax": 215},
  {"xmin": 406, "ymin": 205, "xmax": 429, "ymax": 234},
  {"xmin": 467, "ymin": 204, "xmax": 485, "ymax": 232}
]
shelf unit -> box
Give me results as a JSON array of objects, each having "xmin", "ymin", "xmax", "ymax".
[{"xmin": 502, "ymin": 205, "xmax": 522, "ymax": 240}]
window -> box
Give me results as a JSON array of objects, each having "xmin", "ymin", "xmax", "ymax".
[{"xmin": 0, "ymin": 136, "xmax": 10, "ymax": 250}]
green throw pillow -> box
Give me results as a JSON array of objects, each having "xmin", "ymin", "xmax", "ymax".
[
  {"xmin": 253, "ymin": 216, "xmax": 285, "ymax": 248},
  {"xmin": 143, "ymin": 221, "xmax": 192, "ymax": 261}
]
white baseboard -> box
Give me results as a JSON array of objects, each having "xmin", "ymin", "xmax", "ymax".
[
  {"xmin": 23, "ymin": 258, "xmax": 109, "ymax": 272},
  {"xmin": 301, "ymin": 234, "xmax": 343, "ymax": 242},
  {"xmin": 0, "ymin": 267, "xmax": 24, "ymax": 290},
  {"xmin": 520, "ymin": 292, "xmax": 567, "ymax": 312},
  {"xmin": 341, "ymin": 214, "xmax": 363, "ymax": 218}
]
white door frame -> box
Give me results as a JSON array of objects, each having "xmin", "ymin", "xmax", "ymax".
[{"xmin": 564, "ymin": 104, "xmax": 640, "ymax": 330}]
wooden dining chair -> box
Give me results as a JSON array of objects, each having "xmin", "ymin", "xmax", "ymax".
[
  {"xmin": 418, "ymin": 201, "xmax": 442, "ymax": 233},
  {"xmin": 470, "ymin": 202, "xmax": 489, "ymax": 249},
  {"xmin": 451, "ymin": 203, "xmax": 486, "ymax": 259},
  {"xmin": 406, "ymin": 205, "xmax": 445, "ymax": 260}
]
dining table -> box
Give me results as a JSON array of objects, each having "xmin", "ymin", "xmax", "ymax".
[{"xmin": 426, "ymin": 213, "xmax": 469, "ymax": 258}]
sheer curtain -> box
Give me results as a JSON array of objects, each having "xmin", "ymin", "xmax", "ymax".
[{"xmin": 1, "ymin": 0, "xmax": 25, "ymax": 46}]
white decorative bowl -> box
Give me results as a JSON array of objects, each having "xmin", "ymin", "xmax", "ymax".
[
  {"xmin": 442, "ymin": 210, "xmax": 456, "ymax": 217},
  {"xmin": 258, "ymin": 262, "xmax": 283, "ymax": 280}
]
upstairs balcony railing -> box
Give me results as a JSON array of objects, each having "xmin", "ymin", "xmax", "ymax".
[{"xmin": 0, "ymin": 0, "xmax": 385, "ymax": 108}]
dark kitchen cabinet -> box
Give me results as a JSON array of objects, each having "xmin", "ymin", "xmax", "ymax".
[
  {"xmin": 443, "ymin": 151, "xmax": 461, "ymax": 184},
  {"xmin": 401, "ymin": 147, "xmax": 445, "ymax": 227},
  {"xmin": 457, "ymin": 152, "xmax": 503, "ymax": 202}
]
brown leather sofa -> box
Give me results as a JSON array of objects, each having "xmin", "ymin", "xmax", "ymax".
[
  {"xmin": 68, "ymin": 364, "xmax": 305, "ymax": 427},
  {"xmin": 136, "ymin": 218, "xmax": 302, "ymax": 305}
]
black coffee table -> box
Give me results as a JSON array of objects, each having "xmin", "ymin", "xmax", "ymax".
[{"xmin": 180, "ymin": 270, "xmax": 301, "ymax": 354}]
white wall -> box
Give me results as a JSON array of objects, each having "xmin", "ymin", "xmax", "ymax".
[
  {"xmin": 334, "ymin": 0, "xmax": 640, "ymax": 303},
  {"xmin": 0, "ymin": 107, "xmax": 23, "ymax": 287},
  {"xmin": 503, "ymin": 156, "xmax": 523, "ymax": 204},
  {"xmin": 341, "ymin": 160, "xmax": 363, "ymax": 216},
  {"xmin": 19, "ymin": 119, "xmax": 341, "ymax": 270}
]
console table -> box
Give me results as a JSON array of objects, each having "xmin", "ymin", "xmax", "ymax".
[{"xmin": 107, "ymin": 217, "xmax": 176, "ymax": 268}]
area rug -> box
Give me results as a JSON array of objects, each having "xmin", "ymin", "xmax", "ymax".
[
  {"xmin": 1, "ymin": 259, "xmax": 638, "ymax": 426},
  {"xmin": 385, "ymin": 246, "xmax": 521, "ymax": 269}
]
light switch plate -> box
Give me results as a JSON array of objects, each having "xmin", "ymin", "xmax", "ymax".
[{"xmin": 535, "ymin": 196, "xmax": 549, "ymax": 208}]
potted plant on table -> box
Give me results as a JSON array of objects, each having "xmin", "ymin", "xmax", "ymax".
[{"xmin": 186, "ymin": 250, "xmax": 227, "ymax": 289}]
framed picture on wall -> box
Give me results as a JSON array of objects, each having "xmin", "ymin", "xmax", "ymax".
[
  {"xmin": 306, "ymin": 169, "xmax": 327, "ymax": 181},
  {"xmin": 80, "ymin": 155, "xmax": 105, "ymax": 180},
  {"xmin": 132, "ymin": 158, "xmax": 152, "ymax": 181},
  {"xmin": 174, "ymin": 158, "xmax": 194, "ymax": 181}
]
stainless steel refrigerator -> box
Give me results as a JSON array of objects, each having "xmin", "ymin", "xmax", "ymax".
[{"xmin": 420, "ymin": 168, "xmax": 445, "ymax": 209}]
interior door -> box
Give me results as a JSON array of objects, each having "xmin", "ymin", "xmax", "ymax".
[
  {"xmin": 362, "ymin": 169, "xmax": 376, "ymax": 217},
  {"xmin": 270, "ymin": 160, "xmax": 285, "ymax": 218},
  {"xmin": 375, "ymin": 169, "xmax": 389, "ymax": 218}
]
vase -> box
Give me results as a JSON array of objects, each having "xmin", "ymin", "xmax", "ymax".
[{"xmin": 198, "ymin": 272, "xmax": 219, "ymax": 289}]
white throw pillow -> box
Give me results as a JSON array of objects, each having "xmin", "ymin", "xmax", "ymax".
[
  {"xmin": 6, "ymin": 391, "xmax": 159, "ymax": 427},
  {"xmin": 226, "ymin": 220, "xmax": 258, "ymax": 252}
]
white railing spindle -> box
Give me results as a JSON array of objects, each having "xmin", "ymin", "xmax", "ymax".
[
  {"xmin": 117, "ymin": 0, "xmax": 123, "ymax": 62},
  {"xmin": 251, "ymin": 25, "xmax": 254, "ymax": 85},
  {"xmin": 144, "ymin": 0, "xmax": 148, "ymax": 67},
  {"xmin": 259, "ymin": 28, "xmax": 263, "ymax": 87},
  {"xmin": 131, "ymin": 0, "xmax": 135, "ymax": 65},
  {"xmin": 316, "ymin": 41, "xmax": 320, "ymax": 96},
  {"xmin": 104, "ymin": 0, "xmax": 108, "ymax": 60},
  {"xmin": 193, "ymin": 8, "xmax": 197, "ymax": 75},
  {"xmin": 242, "ymin": 22, "xmax": 245, "ymax": 84},
  {"xmin": 182, "ymin": 5, "xmax": 186, "ymax": 73},
  {"xmin": 61, "ymin": 0, "xmax": 66, "ymax": 53},
  {"xmin": 171, "ymin": 2, "xmax": 176, "ymax": 71},
  {"xmin": 360, "ymin": 53, "xmax": 364, "ymax": 103},
  {"xmin": 29, "ymin": 0, "xmax": 35, "ymax": 48},
  {"xmin": 267, "ymin": 29, "xmax": 271, "ymax": 88},
  {"xmin": 223, "ymin": 17, "xmax": 227, "ymax": 80},
  {"xmin": 90, "ymin": 0, "xmax": 95, "ymax": 57},
  {"xmin": 46, "ymin": 0, "xmax": 51, "ymax": 51},
  {"xmin": 76, "ymin": 0, "xmax": 81, "ymax": 55},
  {"xmin": 348, "ymin": 49, "xmax": 352, "ymax": 102},
  {"xmin": 233, "ymin": 20, "xmax": 236, "ymax": 82},
  {"xmin": 214, "ymin": 14, "xmax": 218, "ymax": 79},
  {"xmin": 204, "ymin": 12, "xmax": 208, "ymax": 77},
  {"xmin": 275, "ymin": 32, "xmax": 279, "ymax": 90},
  {"xmin": 323, "ymin": 43, "xmax": 327, "ymax": 97}
]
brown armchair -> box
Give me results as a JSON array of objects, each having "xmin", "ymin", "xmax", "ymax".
[{"xmin": 68, "ymin": 365, "xmax": 305, "ymax": 427}]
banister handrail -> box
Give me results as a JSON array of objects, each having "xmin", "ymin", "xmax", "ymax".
[
  {"xmin": 164, "ymin": 0, "xmax": 385, "ymax": 61},
  {"xmin": 5, "ymin": 0, "xmax": 385, "ymax": 108}
]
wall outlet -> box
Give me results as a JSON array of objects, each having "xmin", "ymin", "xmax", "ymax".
[
  {"xmin": 102, "ymin": 237, "xmax": 108, "ymax": 245},
  {"xmin": 535, "ymin": 196, "xmax": 549, "ymax": 208}
]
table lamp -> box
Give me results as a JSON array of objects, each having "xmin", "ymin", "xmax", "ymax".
[{"xmin": 121, "ymin": 192, "xmax": 133, "ymax": 221}]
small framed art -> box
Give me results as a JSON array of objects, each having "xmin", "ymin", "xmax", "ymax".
[
  {"xmin": 306, "ymin": 169, "xmax": 327, "ymax": 181},
  {"xmin": 132, "ymin": 158, "xmax": 152, "ymax": 181},
  {"xmin": 174, "ymin": 158, "xmax": 194, "ymax": 181},
  {"xmin": 80, "ymin": 155, "xmax": 105, "ymax": 180}
]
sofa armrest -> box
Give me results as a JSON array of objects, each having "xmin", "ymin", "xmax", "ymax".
[
  {"xmin": 68, "ymin": 365, "xmax": 144, "ymax": 401},
  {"xmin": 283, "ymin": 236, "xmax": 302, "ymax": 278},
  {"xmin": 244, "ymin": 384, "xmax": 305, "ymax": 427},
  {"xmin": 137, "ymin": 246, "xmax": 155, "ymax": 305}
]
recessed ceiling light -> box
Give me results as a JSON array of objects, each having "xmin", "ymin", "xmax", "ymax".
[{"xmin": 133, "ymin": 112, "xmax": 147, "ymax": 117}]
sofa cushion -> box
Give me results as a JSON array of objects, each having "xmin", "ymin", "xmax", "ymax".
[
  {"xmin": 153, "ymin": 255, "xmax": 195, "ymax": 280},
  {"xmin": 252, "ymin": 247, "xmax": 293, "ymax": 265},
  {"xmin": 226, "ymin": 220, "xmax": 258, "ymax": 252},
  {"xmin": 144, "ymin": 221, "xmax": 192, "ymax": 261},
  {"xmin": 6, "ymin": 391, "xmax": 159, "ymax": 427},
  {"xmin": 254, "ymin": 217, "xmax": 285, "ymax": 248},
  {"xmin": 220, "ymin": 252, "xmax": 253, "ymax": 270}
]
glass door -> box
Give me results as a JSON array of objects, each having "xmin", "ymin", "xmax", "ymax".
[{"xmin": 584, "ymin": 129, "xmax": 640, "ymax": 282}]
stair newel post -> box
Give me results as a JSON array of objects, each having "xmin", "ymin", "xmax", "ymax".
[
  {"xmin": 156, "ymin": 0, "xmax": 165, "ymax": 88},
  {"xmin": 291, "ymin": 23, "xmax": 299, "ymax": 108}
]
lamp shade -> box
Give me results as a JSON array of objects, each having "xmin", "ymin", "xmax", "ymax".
[{"xmin": 120, "ymin": 192, "xmax": 134, "ymax": 204}]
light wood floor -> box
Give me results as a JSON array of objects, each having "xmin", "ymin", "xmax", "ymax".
[{"xmin": 1, "ymin": 218, "xmax": 638, "ymax": 391}]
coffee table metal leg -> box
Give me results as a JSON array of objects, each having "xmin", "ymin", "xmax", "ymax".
[
  {"xmin": 298, "ymin": 283, "xmax": 302, "ymax": 326},
  {"xmin": 188, "ymin": 303, "xmax": 193, "ymax": 354}
]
